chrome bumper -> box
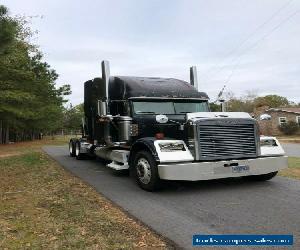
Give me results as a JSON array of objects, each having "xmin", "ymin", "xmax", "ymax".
[{"xmin": 158, "ymin": 156, "xmax": 288, "ymax": 181}]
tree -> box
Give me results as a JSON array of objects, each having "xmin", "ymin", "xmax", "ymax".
[
  {"xmin": 209, "ymin": 102, "xmax": 220, "ymax": 112},
  {"xmin": 63, "ymin": 104, "xmax": 84, "ymax": 133},
  {"xmin": 254, "ymin": 95, "xmax": 289, "ymax": 108},
  {"xmin": 0, "ymin": 5, "xmax": 71, "ymax": 143},
  {"xmin": 225, "ymin": 91, "xmax": 256, "ymax": 113},
  {"xmin": 224, "ymin": 91, "xmax": 292, "ymax": 113},
  {"xmin": 0, "ymin": 5, "xmax": 17, "ymax": 54},
  {"xmin": 0, "ymin": 5, "xmax": 19, "ymax": 143}
]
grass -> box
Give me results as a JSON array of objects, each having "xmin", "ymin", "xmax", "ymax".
[
  {"xmin": 2, "ymin": 137, "xmax": 298, "ymax": 249},
  {"xmin": 0, "ymin": 135, "xmax": 76, "ymax": 158},
  {"xmin": 0, "ymin": 138, "xmax": 170, "ymax": 249},
  {"xmin": 279, "ymin": 157, "xmax": 300, "ymax": 180}
]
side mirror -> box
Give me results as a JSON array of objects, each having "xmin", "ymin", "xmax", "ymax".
[
  {"xmin": 259, "ymin": 114, "xmax": 271, "ymax": 121},
  {"xmin": 156, "ymin": 115, "xmax": 168, "ymax": 124}
]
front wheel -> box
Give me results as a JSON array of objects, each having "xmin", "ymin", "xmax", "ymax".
[
  {"xmin": 244, "ymin": 171, "xmax": 278, "ymax": 181},
  {"xmin": 133, "ymin": 151, "xmax": 161, "ymax": 191}
]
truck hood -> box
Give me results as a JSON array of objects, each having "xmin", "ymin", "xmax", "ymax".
[{"xmin": 186, "ymin": 112, "xmax": 252, "ymax": 122}]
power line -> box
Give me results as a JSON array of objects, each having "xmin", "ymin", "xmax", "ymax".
[
  {"xmin": 200, "ymin": 0, "xmax": 294, "ymax": 82},
  {"xmin": 222, "ymin": 9, "xmax": 300, "ymax": 86}
]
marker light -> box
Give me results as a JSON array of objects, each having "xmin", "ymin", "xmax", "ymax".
[{"xmin": 155, "ymin": 133, "xmax": 165, "ymax": 139}]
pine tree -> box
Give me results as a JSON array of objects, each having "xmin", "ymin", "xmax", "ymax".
[{"xmin": 0, "ymin": 5, "xmax": 71, "ymax": 143}]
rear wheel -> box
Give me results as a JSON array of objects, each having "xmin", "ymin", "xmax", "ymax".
[
  {"xmin": 75, "ymin": 141, "xmax": 84, "ymax": 160},
  {"xmin": 244, "ymin": 171, "xmax": 278, "ymax": 181},
  {"xmin": 133, "ymin": 151, "xmax": 161, "ymax": 191},
  {"xmin": 69, "ymin": 140, "xmax": 75, "ymax": 157}
]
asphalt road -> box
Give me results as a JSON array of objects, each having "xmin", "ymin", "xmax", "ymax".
[
  {"xmin": 44, "ymin": 146, "xmax": 300, "ymax": 250},
  {"xmin": 282, "ymin": 143, "xmax": 300, "ymax": 157}
]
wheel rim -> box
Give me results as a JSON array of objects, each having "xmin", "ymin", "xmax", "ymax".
[
  {"xmin": 136, "ymin": 158, "xmax": 151, "ymax": 184},
  {"xmin": 75, "ymin": 143, "xmax": 80, "ymax": 156},
  {"xmin": 69, "ymin": 143, "xmax": 73, "ymax": 154}
]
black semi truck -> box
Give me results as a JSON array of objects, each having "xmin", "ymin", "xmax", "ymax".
[{"xmin": 69, "ymin": 60, "xmax": 287, "ymax": 191}]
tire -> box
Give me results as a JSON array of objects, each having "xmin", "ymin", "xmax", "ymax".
[
  {"xmin": 69, "ymin": 140, "xmax": 76, "ymax": 157},
  {"xmin": 75, "ymin": 141, "xmax": 84, "ymax": 160},
  {"xmin": 133, "ymin": 151, "xmax": 161, "ymax": 191},
  {"xmin": 244, "ymin": 171, "xmax": 278, "ymax": 181}
]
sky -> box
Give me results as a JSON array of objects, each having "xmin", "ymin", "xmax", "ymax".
[{"xmin": 3, "ymin": 0, "xmax": 300, "ymax": 105}]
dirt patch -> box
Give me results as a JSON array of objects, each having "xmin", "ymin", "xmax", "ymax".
[{"xmin": 0, "ymin": 152, "xmax": 22, "ymax": 158}]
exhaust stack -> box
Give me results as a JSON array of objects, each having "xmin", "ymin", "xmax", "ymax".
[
  {"xmin": 190, "ymin": 66, "xmax": 198, "ymax": 91},
  {"xmin": 101, "ymin": 60, "xmax": 110, "ymax": 101},
  {"xmin": 98, "ymin": 60, "xmax": 110, "ymax": 116},
  {"xmin": 100, "ymin": 60, "xmax": 112, "ymax": 145}
]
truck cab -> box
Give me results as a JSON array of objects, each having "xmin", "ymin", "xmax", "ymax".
[{"xmin": 69, "ymin": 61, "xmax": 288, "ymax": 191}]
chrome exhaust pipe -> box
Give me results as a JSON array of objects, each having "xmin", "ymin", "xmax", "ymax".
[
  {"xmin": 190, "ymin": 66, "xmax": 198, "ymax": 91},
  {"xmin": 100, "ymin": 60, "xmax": 113, "ymax": 145},
  {"xmin": 101, "ymin": 60, "xmax": 110, "ymax": 103}
]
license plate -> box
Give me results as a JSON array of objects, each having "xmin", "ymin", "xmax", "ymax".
[{"xmin": 232, "ymin": 165, "xmax": 249, "ymax": 173}]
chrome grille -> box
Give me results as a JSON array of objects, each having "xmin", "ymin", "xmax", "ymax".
[{"xmin": 197, "ymin": 121, "xmax": 258, "ymax": 160}]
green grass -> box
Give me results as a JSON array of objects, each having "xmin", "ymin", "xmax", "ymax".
[
  {"xmin": 279, "ymin": 157, "xmax": 300, "ymax": 180},
  {"xmin": 0, "ymin": 143, "xmax": 169, "ymax": 249}
]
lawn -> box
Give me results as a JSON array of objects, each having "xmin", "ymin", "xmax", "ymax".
[
  {"xmin": 1, "ymin": 137, "xmax": 298, "ymax": 249},
  {"xmin": 0, "ymin": 135, "xmax": 77, "ymax": 158},
  {"xmin": 279, "ymin": 157, "xmax": 300, "ymax": 180},
  {"xmin": 0, "ymin": 137, "xmax": 170, "ymax": 249}
]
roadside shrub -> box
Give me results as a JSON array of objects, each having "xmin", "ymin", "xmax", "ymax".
[{"xmin": 279, "ymin": 121, "xmax": 299, "ymax": 135}]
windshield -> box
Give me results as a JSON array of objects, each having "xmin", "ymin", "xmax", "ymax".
[{"xmin": 132, "ymin": 101, "xmax": 209, "ymax": 114}]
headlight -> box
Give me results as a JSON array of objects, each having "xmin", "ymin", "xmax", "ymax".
[
  {"xmin": 260, "ymin": 137, "xmax": 285, "ymax": 156},
  {"xmin": 260, "ymin": 138, "xmax": 277, "ymax": 147},
  {"xmin": 158, "ymin": 142, "xmax": 186, "ymax": 152}
]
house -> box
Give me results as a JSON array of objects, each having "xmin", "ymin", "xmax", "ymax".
[{"xmin": 255, "ymin": 107, "xmax": 300, "ymax": 135}]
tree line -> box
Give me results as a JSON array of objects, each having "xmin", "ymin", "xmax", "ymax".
[
  {"xmin": 210, "ymin": 92, "xmax": 300, "ymax": 135},
  {"xmin": 210, "ymin": 92, "xmax": 299, "ymax": 113},
  {"xmin": 0, "ymin": 5, "xmax": 70, "ymax": 144}
]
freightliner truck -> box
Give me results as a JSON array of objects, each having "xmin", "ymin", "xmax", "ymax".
[{"xmin": 69, "ymin": 60, "xmax": 288, "ymax": 191}]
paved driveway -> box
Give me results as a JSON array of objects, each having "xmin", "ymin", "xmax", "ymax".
[
  {"xmin": 44, "ymin": 146, "xmax": 300, "ymax": 249},
  {"xmin": 282, "ymin": 143, "xmax": 300, "ymax": 157}
]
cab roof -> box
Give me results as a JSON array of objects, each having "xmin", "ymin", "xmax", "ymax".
[{"xmin": 108, "ymin": 76, "xmax": 209, "ymax": 100}]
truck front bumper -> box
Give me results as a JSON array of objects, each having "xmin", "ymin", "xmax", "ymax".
[{"xmin": 158, "ymin": 156, "xmax": 288, "ymax": 181}]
